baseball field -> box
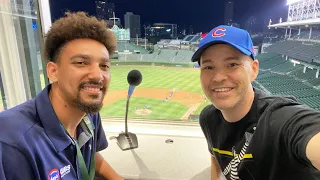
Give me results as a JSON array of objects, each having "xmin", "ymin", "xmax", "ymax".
[{"xmin": 100, "ymin": 65, "xmax": 210, "ymax": 120}]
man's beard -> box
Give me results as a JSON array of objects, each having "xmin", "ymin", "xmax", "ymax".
[{"xmin": 73, "ymin": 80, "xmax": 107, "ymax": 114}]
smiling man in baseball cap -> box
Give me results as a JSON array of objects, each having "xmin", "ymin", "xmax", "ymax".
[
  {"xmin": 192, "ymin": 25, "xmax": 255, "ymax": 63},
  {"xmin": 193, "ymin": 25, "xmax": 320, "ymax": 180}
]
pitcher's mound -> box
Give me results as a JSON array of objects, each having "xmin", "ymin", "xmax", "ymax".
[{"xmin": 135, "ymin": 109, "xmax": 152, "ymax": 115}]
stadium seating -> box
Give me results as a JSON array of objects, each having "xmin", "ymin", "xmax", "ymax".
[
  {"xmin": 154, "ymin": 49, "xmax": 175, "ymax": 62},
  {"xmin": 291, "ymin": 30, "xmax": 320, "ymax": 41},
  {"xmin": 265, "ymin": 40, "xmax": 320, "ymax": 62},
  {"xmin": 256, "ymin": 52, "xmax": 280, "ymax": 62},
  {"xmin": 297, "ymin": 96, "xmax": 320, "ymax": 109},
  {"xmin": 189, "ymin": 35, "xmax": 201, "ymax": 43},
  {"xmin": 259, "ymin": 56, "xmax": 287, "ymax": 69},
  {"xmin": 119, "ymin": 49, "xmax": 194, "ymax": 63},
  {"xmin": 255, "ymin": 52, "xmax": 320, "ymax": 111},
  {"xmin": 173, "ymin": 50, "xmax": 194, "ymax": 63},
  {"xmin": 117, "ymin": 41, "xmax": 149, "ymax": 54},
  {"xmin": 157, "ymin": 39, "xmax": 172, "ymax": 47},
  {"xmin": 141, "ymin": 53, "xmax": 158, "ymax": 62},
  {"xmin": 307, "ymin": 78, "xmax": 320, "ymax": 86},
  {"xmin": 181, "ymin": 35, "xmax": 196, "ymax": 44},
  {"xmin": 270, "ymin": 61, "xmax": 300, "ymax": 73},
  {"xmin": 290, "ymin": 66, "xmax": 318, "ymax": 80}
]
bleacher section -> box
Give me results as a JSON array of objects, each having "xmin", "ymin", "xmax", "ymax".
[
  {"xmin": 259, "ymin": 56, "xmax": 287, "ymax": 69},
  {"xmin": 265, "ymin": 40, "xmax": 320, "ymax": 63},
  {"xmin": 157, "ymin": 39, "xmax": 172, "ymax": 47},
  {"xmin": 271, "ymin": 61, "xmax": 300, "ymax": 73},
  {"xmin": 298, "ymin": 96, "xmax": 320, "ymax": 110},
  {"xmin": 255, "ymin": 52, "xmax": 320, "ymax": 111},
  {"xmin": 291, "ymin": 31, "xmax": 320, "ymax": 40},
  {"xmin": 181, "ymin": 35, "xmax": 196, "ymax": 44},
  {"xmin": 307, "ymin": 78, "xmax": 320, "ymax": 86},
  {"xmin": 180, "ymin": 35, "xmax": 201, "ymax": 45},
  {"xmin": 118, "ymin": 49, "xmax": 194, "ymax": 63},
  {"xmin": 189, "ymin": 35, "xmax": 201, "ymax": 44},
  {"xmin": 117, "ymin": 42, "xmax": 149, "ymax": 54},
  {"xmin": 290, "ymin": 66, "xmax": 317, "ymax": 80},
  {"xmin": 255, "ymin": 52, "xmax": 280, "ymax": 62},
  {"xmin": 141, "ymin": 53, "xmax": 158, "ymax": 62},
  {"xmin": 157, "ymin": 49, "xmax": 176, "ymax": 62},
  {"xmin": 173, "ymin": 50, "xmax": 194, "ymax": 63},
  {"xmin": 167, "ymin": 40, "xmax": 181, "ymax": 48},
  {"xmin": 256, "ymin": 53, "xmax": 300, "ymax": 73}
]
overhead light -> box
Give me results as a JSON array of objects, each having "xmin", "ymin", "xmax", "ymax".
[{"xmin": 287, "ymin": 0, "xmax": 302, "ymax": 5}]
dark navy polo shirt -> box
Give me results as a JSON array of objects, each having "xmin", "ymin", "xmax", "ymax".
[{"xmin": 0, "ymin": 84, "xmax": 108, "ymax": 180}]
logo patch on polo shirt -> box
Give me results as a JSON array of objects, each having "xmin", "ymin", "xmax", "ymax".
[
  {"xmin": 60, "ymin": 165, "xmax": 71, "ymax": 178},
  {"xmin": 48, "ymin": 168, "xmax": 60, "ymax": 180}
]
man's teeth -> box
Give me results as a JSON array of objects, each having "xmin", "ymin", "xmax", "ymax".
[
  {"xmin": 84, "ymin": 87, "xmax": 101, "ymax": 92},
  {"xmin": 213, "ymin": 88, "xmax": 232, "ymax": 92}
]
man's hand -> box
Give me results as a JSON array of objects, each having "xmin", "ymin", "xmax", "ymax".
[{"xmin": 306, "ymin": 132, "xmax": 320, "ymax": 170}]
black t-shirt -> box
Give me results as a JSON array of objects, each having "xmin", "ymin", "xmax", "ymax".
[{"xmin": 200, "ymin": 88, "xmax": 320, "ymax": 180}]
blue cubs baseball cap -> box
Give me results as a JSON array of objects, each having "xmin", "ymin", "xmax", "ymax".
[{"xmin": 191, "ymin": 25, "xmax": 255, "ymax": 63}]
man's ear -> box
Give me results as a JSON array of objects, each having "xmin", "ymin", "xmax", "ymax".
[
  {"xmin": 46, "ymin": 62, "xmax": 59, "ymax": 83},
  {"xmin": 250, "ymin": 60, "xmax": 259, "ymax": 82}
]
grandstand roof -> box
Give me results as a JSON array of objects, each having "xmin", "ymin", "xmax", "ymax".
[
  {"xmin": 154, "ymin": 23, "xmax": 176, "ymax": 26},
  {"xmin": 269, "ymin": 18, "xmax": 320, "ymax": 28}
]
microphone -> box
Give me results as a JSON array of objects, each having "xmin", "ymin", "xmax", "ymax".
[
  {"xmin": 116, "ymin": 70, "xmax": 142, "ymax": 151},
  {"xmin": 125, "ymin": 70, "xmax": 142, "ymax": 134},
  {"xmin": 127, "ymin": 69, "xmax": 142, "ymax": 98}
]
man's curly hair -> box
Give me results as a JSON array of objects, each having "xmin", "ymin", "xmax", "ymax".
[{"xmin": 44, "ymin": 11, "xmax": 117, "ymax": 62}]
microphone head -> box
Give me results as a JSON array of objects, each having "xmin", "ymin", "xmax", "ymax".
[{"xmin": 127, "ymin": 70, "xmax": 142, "ymax": 86}]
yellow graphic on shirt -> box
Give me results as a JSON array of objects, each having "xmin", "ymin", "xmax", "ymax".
[
  {"xmin": 214, "ymin": 131, "xmax": 255, "ymax": 180},
  {"xmin": 212, "ymin": 148, "xmax": 253, "ymax": 159}
]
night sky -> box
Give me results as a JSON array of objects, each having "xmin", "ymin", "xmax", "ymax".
[{"xmin": 49, "ymin": 0, "xmax": 288, "ymax": 33}]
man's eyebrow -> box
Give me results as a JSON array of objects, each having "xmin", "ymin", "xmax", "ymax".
[
  {"xmin": 200, "ymin": 56, "xmax": 240, "ymax": 64},
  {"xmin": 224, "ymin": 56, "xmax": 240, "ymax": 61},
  {"xmin": 100, "ymin": 57, "xmax": 110, "ymax": 63},
  {"xmin": 70, "ymin": 54, "xmax": 110, "ymax": 63},
  {"xmin": 70, "ymin": 54, "xmax": 91, "ymax": 60},
  {"xmin": 201, "ymin": 59, "xmax": 212, "ymax": 65}
]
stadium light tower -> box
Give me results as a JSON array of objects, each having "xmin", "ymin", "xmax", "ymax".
[
  {"xmin": 287, "ymin": 0, "xmax": 320, "ymax": 21},
  {"xmin": 287, "ymin": 0, "xmax": 303, "ymax": 5}
]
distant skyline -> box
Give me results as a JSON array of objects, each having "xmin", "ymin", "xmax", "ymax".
[{"xmin": 50, "ymin": 0, "xmax": 288, "ymax": 33}]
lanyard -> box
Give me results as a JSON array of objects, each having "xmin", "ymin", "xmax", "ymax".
[{"xmin": 62, "ymin": 116, "xmax": 95, "ymax": 180}]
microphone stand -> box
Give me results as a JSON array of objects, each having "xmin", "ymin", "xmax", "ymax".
[
  {"xmin": 116, "ymin": 87, "xmax": 139, "ymax": 151},
  {"xmin": 124, "ymin": 95, "xmax": 130, "ymax": 134}
]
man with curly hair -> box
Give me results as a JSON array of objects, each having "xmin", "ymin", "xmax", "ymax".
[{"xmin": 0, "ymin": 12, "xmax": 123, "ymax": 180}]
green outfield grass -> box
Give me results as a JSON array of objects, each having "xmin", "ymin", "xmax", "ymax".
[
  {"xmin": 109, "ymin": 66, "xmax": 202, "ymax": 93},
  {"xmin": 100, "ymin": 97, "xmax": 189, "ymax": 120}
]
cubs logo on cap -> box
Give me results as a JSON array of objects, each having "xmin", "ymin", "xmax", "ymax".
[
  {"xmin": 191, "ymin": 25, "xmax": 255, "ymax": 63},
  {"xmin": 212, "ymin": 27, "xmax": 226, "ymax": 37},
  {"xmin": 48, "ymin": 168, "xmax": 60, "ymax": 180}
]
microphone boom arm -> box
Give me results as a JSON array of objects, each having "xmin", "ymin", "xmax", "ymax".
[{"xmin": 124, "ymin": 95, "xmax": 130, "ymax": 135}]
